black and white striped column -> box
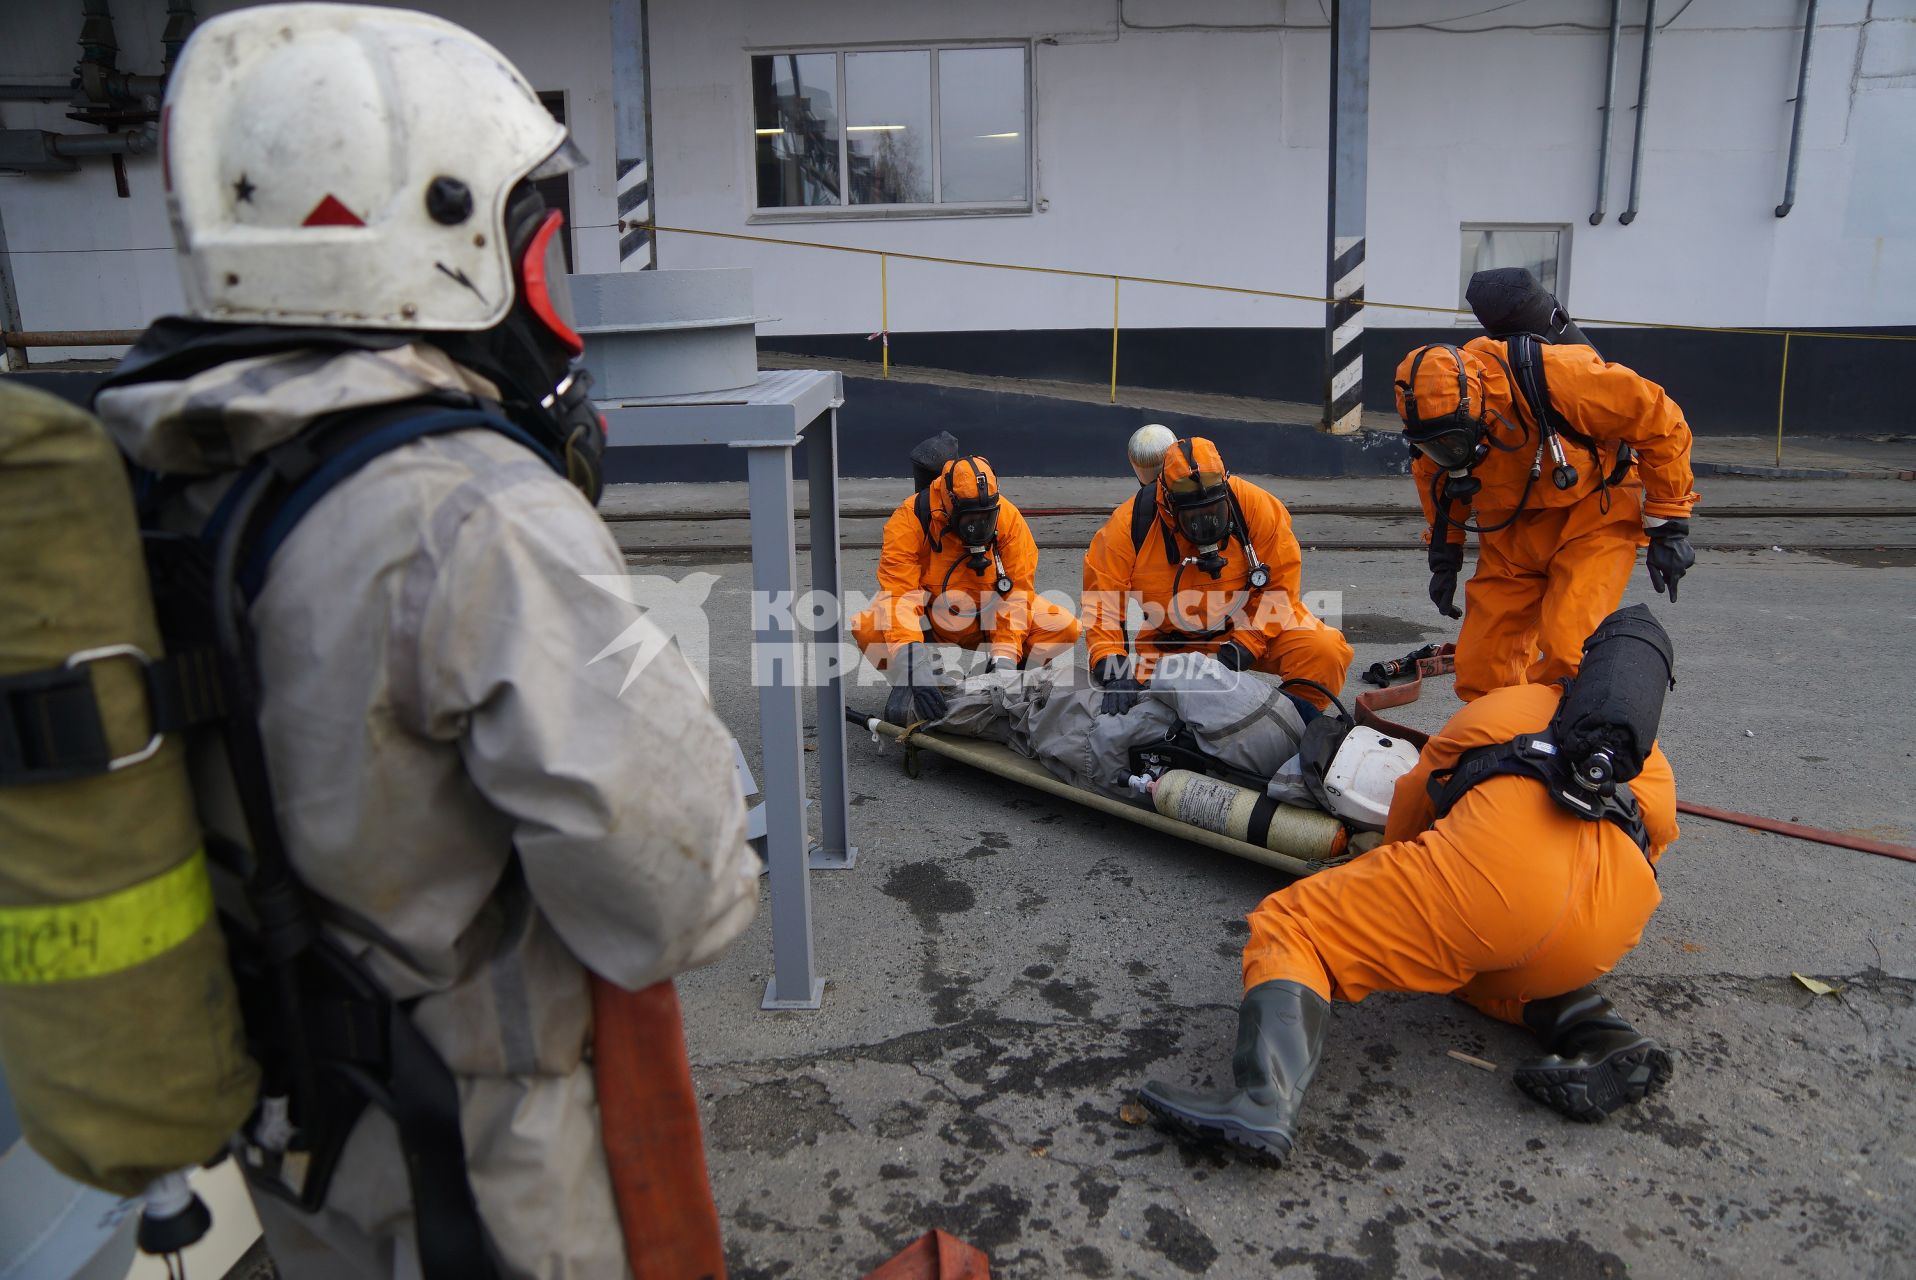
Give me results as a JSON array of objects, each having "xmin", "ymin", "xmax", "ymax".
[
  {"xmin": 1323, "ymin": 0, "xmax": 1369, "ymax": 435},
  {"xmin": 612, "ymin": 0, "xmax": 655, "ymax": 270},
  {"xmin": 1328, "ymin": 235, "xmax": 1365, "ymax": 435}
]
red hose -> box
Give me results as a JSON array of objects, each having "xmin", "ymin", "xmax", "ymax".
[
  {"xmin": 1352, "ymin": 651, "xmax": 1916, "ymax": 867},
  {"xmin": 590, "ymin": 977, "xmax": 728, "ymax": 1280},
  {"xmin": 1676, "ymin": 800, "xmax": 1916, "ymax": 864}
]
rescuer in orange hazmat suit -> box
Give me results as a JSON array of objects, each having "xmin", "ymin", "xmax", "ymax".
[
  {"xmin": 1398, "ymin": 336, "xmax": 1698, "ymax": 702},
  {"xmin": 1138, "ymin": 606, "xmax": 1680, "ymax": 1163},
  {"xmin": 1081, "ymin": 436, "xmax": 1351, "ymax": 713},
  {"xmin": 853, "ymin": 451, "xmax": 1082, "ymax": 725}
]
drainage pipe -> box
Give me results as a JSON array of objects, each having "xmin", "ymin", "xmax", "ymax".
[
  {"xmin": 1775, "ymin": 0, "xmax": 1817, "ymax": 218},
  {"xmin": 1589, "ymin": 0, "xmax": 1623, "ymax": 225},
  {"xmin": 1618, "ymin": 0, "xmax": 1659, "ymax": 226}
]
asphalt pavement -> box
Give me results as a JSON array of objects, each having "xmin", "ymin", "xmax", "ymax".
[{"xmin": 625, "ymin": 476, "xmax": 1914, "ymax": 1280}]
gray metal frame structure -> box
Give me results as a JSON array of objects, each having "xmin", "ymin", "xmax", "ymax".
[{"xmin": 602, "ymin": 368, "xmax": 854, "ymax": 1010}]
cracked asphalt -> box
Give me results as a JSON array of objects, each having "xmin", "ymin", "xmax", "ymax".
[{"xmin": 635, "ymin": 477, "xmax": 1915, "ymax": 1280}]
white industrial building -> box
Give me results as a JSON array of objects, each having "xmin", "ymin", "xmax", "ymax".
[{"xmin": 3, "ymin": 0, "xmax": 1911, "ymax": 432}]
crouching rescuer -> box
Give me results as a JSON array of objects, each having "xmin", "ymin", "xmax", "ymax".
[
  {"xmin": 853, "ymin": 448, "xmax": 1082, "ymax": 726},
  {"xmin": 1083, "ymin": 437, "xmax": 1352, "ymax": 714},
  {"xmin": 1139, "ymin": 606, "xmax": 1681, "ymax": 1161},
  {"xmin": 30, "ymin": 6, "xmax": 760, "ymax": 1276}
]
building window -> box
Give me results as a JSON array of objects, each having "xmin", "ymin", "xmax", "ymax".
[
  {"xmin": 1459, "ymin": 224, "xmax": 1568, "ymax": 310},
  {"xmin": 751, "ymin": 45, "xmax": 1030, "ymax": 217}
]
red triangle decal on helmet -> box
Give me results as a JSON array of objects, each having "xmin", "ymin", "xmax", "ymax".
[{"xmin": 302, "ymin": 194, "xmax": 364, "ymax": 227}]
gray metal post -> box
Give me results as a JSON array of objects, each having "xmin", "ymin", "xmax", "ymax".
[
  {"xmin": 0, "ymin": 204, "xmax": 25, "ymax": 371},
  {"xmin": 611, "ymin": 0, "xmax": 655, "ymax": 269},
  {"xmin": 1590, "ymin": 0, "xmax": 1622, "ymax": 225},
  {"xmin": 747, "ymin": 443, "xmax": 824, "ymax": 1009},
  {"xmin": 1324, "ymin": 0, "xmax": 1370, "ymax": 436},
  {"xmin": 807, "ymin": 408, "xmax": 856, "ymax": 870},
  {"xmin": 1775, "ymin": 0, "xmax": 1817, "ymax": 218},
  {"xmin": 1618, "ymin": 0, "xmax": 1659, "ymax": 226}
]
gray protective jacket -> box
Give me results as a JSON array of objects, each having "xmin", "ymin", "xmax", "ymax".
[{"xmin": 96, "ymin": 342, "xmax": 759, "ymax": 1280}]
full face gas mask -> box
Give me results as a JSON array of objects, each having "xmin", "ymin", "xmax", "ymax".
[
  {"xmin": 434, "ymin": 162, "xmax": 607, "ymax": 505},
  {"xmin": 1397, "ymin": 343, "xmax": 1490, "ymax": 493},
  {"xmin": 1165, "ymin": 453, "xmax": 1235, "ymax": 577},
  {"xmin": 943, "ymin": 457, "xmax": 1012, "ymax": 592}
]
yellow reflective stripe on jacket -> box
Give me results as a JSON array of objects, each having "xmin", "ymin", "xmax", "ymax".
[{"xmin": 0, "ymin": 849, "xmax": 213, "ymax": 985}]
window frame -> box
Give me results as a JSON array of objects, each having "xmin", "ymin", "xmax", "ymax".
[
  {"xmin": 746, "ymin": 40, "xmax": 1035, "ymax": 223},
  {"xmin": 1456, "ymin": 222, "xmax": 1572, "ymax": 321}
]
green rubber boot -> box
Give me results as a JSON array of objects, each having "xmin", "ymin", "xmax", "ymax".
[
  {"xmin": 1138, "ymin": 979, "xmax": 1328, "ymax": 1163},
  {"xmin": 1515, "ymin": 987, "xmax": 1673, "ymax": 1123}
]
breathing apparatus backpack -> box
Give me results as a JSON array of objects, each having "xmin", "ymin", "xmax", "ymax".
[
  {"xmin": 1426, "ymin": 604, "xmax": 1675, "ymax": 856},
  {"xmin": 0, "ymin": 384, "xmax": 259, "ymax": 1219},
  {"xmin": 0, "ymin": 376, "xmax": 565, "ymax": 1278}
]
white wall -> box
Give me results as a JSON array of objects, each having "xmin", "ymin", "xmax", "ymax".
[
  {"xmin": 0, "ymin": 0, "xmax": 620, "ymax": 361},
  {"xmin": 649, "ymin": 0, "xmax": 1916, "ymax": 334},
  {"xmin": 4, "ymin": 0, "xmax": 1912, "ymax": 359}
]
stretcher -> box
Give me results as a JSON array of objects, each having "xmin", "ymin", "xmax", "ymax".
[{"xmin": 850, "ymin": 711, "xmax": 1372, "ymax": 879}]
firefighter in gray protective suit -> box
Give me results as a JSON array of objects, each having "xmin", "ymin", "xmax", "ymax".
[{"xmin": 90, "ymin": 7, "xmax": 758, "ymax": 1277}]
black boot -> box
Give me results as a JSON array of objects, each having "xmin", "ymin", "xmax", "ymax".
[
  {"xmin": 1514, "ymin": 987, "xmax": 1672, "ymax": 1123},
  {"xmin": 1138, "ymin": 980, "xmax": 1329, "ymax": 1162}
]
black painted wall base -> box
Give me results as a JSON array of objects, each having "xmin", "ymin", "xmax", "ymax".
[
  {"xmin": 762, "ymin": 323, "xmax": 1915, "ymax": 438},
  {"xmin": 602, "ymin": 372, "xmax": 1413, "ymax": 485}
]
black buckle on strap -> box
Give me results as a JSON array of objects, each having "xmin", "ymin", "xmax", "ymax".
[{"xmin": 0, "ymin": 646, "xmax": 162, "ymax": 786}]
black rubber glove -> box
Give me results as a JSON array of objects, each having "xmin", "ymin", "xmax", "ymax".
[
  {"xmin": 883, "ymin": 643, "xmax": 948, "ymax": 725},
  {"xmin": 1645, "ymin": 519, "xmax": 1696, "ymax": 602},
  {"xmin": 1215, "ymin": 640, "xmax": 1255, "ymax": 672},
  {"xmin": 1095, "ymin": 655, "xmax": 1146, "ymax": 716},
  {"xmin": 1427, "ymin": 542, "xmax": 1465, "ymax": 620}
]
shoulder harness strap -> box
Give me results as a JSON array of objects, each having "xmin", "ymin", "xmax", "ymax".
[
  {"xmin": 1427, "ymin": 733, "xmax": 1652, "ymax": 859},
  {"xmin": 1128, "ymin": 482, "xmax": 1178, "ymax": 565},
  {"xmin": 201, "ymin": 401, "xmax": 559, "ymax": 603}
]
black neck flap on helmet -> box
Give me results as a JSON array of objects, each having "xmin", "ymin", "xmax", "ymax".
[
  {"xmin": 1398, "ymin": 343, "xmax": 1489, "ymax": 474},
  {"xmin": 428, "ymin": 180, "xmax": 606, "ymax": 505},
  {"xmin": 945, "ymin": 456, "xmax": 1002, "ymax": 568},
  {"xmin": 1551, "ymin": 603, "xmax": 1675, "ymax": 792}
]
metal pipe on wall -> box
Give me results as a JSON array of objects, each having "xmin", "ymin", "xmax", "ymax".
[
  {"xmin": 1589, "ymin": 0, "xmax": 1622, "ymax": 225},
  {"xmin": 1775, "ymin": 0, "xmax": 1817, "ymax": 218},
  {"xmin": 1618, "ymin": 0, "xmax": 1658, "ymax": 226}
]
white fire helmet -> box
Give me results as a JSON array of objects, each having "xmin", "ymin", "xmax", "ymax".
[
  {"xmin": 1320, "ymin": 726, "xmax": 1421, "ymax": 831},
  {"xmin": 1128, "ymin": 423, "xmax": 1176, "ymax": 485},
  {"xmin": 161, "ymin": 4, "xmax": 582, "ymax": 339}
]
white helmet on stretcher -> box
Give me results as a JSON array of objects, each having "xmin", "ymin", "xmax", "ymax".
[
  {"xmin": 163, "ymin": 3, "xmax": 583, "ymax": 334},
  {"xmin": 1320, "ymin": 726, "xmax": 1420, "ymax": 831}
]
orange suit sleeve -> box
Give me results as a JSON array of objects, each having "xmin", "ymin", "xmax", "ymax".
[
  {"xmin": 1540, "ymin": 344, "xmax": 1700, "ymax": 521},
  {"xmin": 1628, "ymin": 742, "xmax": 1681, "ymax": 865},
  {"xmin": 874, "ymin": 501, "xmax": 931, "ymax": 654},
  {"xmin": 1231, "ymin": 478, "xmax": 1304, "ymax": 662},
  {"xmin": 1082, "ymin": 498, "xmax": 1141, "ymax": 668},
  {"xmin": 989, "ymin": 501, "xmax": 1040, "ymax": 662}
]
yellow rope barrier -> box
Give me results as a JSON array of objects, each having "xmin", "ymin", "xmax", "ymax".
[{"xmin": 641, "ymin": 222, "xmax": 1916, "ymax": 343}]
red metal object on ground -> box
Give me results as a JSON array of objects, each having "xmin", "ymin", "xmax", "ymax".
[
  {"xmin": 862, "ymin": 1229, "xmax": 992, "ymax": 1279},
  {"xmin": 590, "ymin": 977, "xmax": 728, "ymax": 1280}
]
